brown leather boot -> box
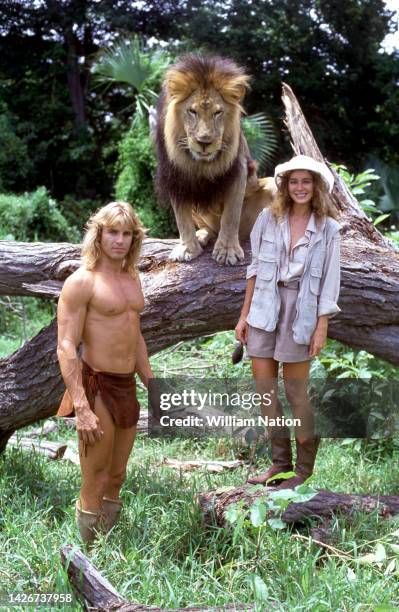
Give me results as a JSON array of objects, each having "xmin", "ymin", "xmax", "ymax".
[
  {"xmin": 101, "ymin": 497, "xmax": 123, "ymax": 532},
  {"xmin": 276, "ymin": 437, "xmax": 320, "ymax": 490},
  {"xmin": 75, "ymin": 499, "xmax": 101, "ymax": 545},
  {"xmin": 248, "ymin": 430, "xmax": 293, "ymax": 485}
]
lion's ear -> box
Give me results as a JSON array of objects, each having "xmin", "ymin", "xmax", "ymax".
[
  {"xmin": 216, "ymin": 74, "xmax": 250, "ymax": 105},
  {"xmin": 165, "ymin": 67, "xmax": 196, "ymax": 101}
]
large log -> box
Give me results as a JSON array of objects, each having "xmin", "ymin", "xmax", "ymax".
[
  {"xmin": 60, "ymin": 545, "xmax": 255, "ymax": 611},
  {"xmin": 198, "ymin": 484, "xmax": 399, "ymax": 528},
  {"xmin": 1, "ymin": 85, "xmax": 398, "ymax": 449}
]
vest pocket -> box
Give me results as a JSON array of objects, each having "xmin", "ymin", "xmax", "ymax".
[
  {"xmin": 260, "ymin": 232, "xmax": 276, "ymax": 257},
  {"xmin": 257, "ymin": 255, "xmax": 277, "ymax": 281},
  {"xmin": 248, "ymin": 256, "xmax": 278, "ymax": 330},
  {"xmin": 309, "ymin": 267, "xmax": 322, "ymax": 295},
  {"xmin": 311, "ymin": 247, "xmax": 326, "ymax": 269}
]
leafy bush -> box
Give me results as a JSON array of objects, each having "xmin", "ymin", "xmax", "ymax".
[
  {"xmin": 367, "ymin": 156, "xmax": 399, "ymax": 225},
  {"xmin": 0, "ymin": 187, "xmax": 79, "ymax": 242},
  {"xmin": 334, "ymin": 165, "xmax": 390, "ymax": 227},
  {"xmin": 0, "ymin": 297, "xmax": 56, "ymax": 358},
  {"xmin": 114, "ymin": 116, "xmax": 176, "ymax": 237},
  {"xmin": 0, "ymin": 107, "xmax": 33, "ymax": 191}
]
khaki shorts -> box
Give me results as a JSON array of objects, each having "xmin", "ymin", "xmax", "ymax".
[{"xmin": 247, "ymin": 282, "xmax": 311, "ymax": 363}]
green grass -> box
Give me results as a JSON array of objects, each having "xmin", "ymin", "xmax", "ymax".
[
  {"xmin": 1, "ymin": 332, "xmax": 399, "ymax": 610},
  {"xmin": 1, "ymin": 435, "xmax": 399, "ymax": 610}
]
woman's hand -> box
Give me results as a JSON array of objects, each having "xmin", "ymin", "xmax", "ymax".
[
  {"xmin": 309, "ymin": 316, "xmax": 328, "ymax": 357},
  {"xmin": 235, "ymin": 317, "xmax": 249, "ymax": 344}
]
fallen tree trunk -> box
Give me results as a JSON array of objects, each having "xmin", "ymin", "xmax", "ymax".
[
  {"xmin": 60, "ymin": 545, "xmax": 255, "ymax": 611},
  {"xmin": 8, "ymin": 436, "xmax": 67, "ymax": 460},
  {"xmin": 198, "ymin": 484, "xmax": 399, "ymax": 527},
  {"xmin": 1, "ymin": 85, "xmax": 398, "ymax": 450}
]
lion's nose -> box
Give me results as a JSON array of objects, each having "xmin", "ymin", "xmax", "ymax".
[{"xmin": 196, "ymin": 135, "xmax": 213, "ymax": 148}]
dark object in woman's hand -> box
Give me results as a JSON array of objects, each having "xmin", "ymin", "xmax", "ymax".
[{"xmin": 232, "ymin": 341, "xmax": 244, "ymax": 364}]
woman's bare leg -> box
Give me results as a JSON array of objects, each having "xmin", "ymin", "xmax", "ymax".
[
  {"xmin": 251, "ymin": 357, "xmax": 279, "ymax": 414},
  {"xmin": 282, "ymin": 361, "xmax": 313, "ymax": 443},
  {"xmin": 248, "ymin": 357, "xmax": 293, "ymax": 485}
]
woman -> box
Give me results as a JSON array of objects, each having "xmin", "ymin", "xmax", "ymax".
[{"xmin": 235, "ymin": 155, "xmax": 341, "ymax": 489}]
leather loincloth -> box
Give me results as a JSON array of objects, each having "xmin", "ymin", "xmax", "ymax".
[{"xmin": 57, "ymin": 360, "xmax": 140, "ymax": 428}]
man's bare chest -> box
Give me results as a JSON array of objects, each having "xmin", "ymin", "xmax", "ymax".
[{"xmin": 88, "ymin": 275, "xmax": 144, "ymax": 317}]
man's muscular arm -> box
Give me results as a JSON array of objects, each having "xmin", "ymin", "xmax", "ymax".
[
  {"xmin": 57, "ymin": 269, "xmax": 103, "ymax": 446},
  {"xmin": 135, "ymin": 331, "xmax": 153, "ymax": 388}
]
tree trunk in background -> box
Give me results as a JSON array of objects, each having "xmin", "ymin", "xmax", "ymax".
[{"xmin": 64, "ymin": 28, "xmax": 87, "ymax": 131}]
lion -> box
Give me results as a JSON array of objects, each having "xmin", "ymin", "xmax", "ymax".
[{"xmin": 155, "ymin": 54, "xmax": 275, "ymax": 265}]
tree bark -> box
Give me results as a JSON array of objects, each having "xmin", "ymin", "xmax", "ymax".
[
  {"xmin": 60, "ymin": 545, "xmax": 255, "ymax": 611},
  {"xmin": 1, "ymin": 85, "xmax": 399, "ymax": 447},
  {"xmin": 64, "ymin": 28, "xmax": 87, "ymax": 131},
  {"xmin": 197, "ymin": 485, "xmax": 399, "ymax": 528}
]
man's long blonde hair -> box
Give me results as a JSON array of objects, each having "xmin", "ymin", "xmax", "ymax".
[
  {"xmin": 271, "ymin": 172, "xmax": 338, "ymax": 221},
  {"xmin": 81, "ymin": 202, "xmax": 145, "ymax": 275}
]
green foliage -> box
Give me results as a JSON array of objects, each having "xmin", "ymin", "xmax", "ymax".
[
  {"xmin": 385, "ymin": 231, "xmax": 399, "ymax": 249},
  {"xmin": 317, "ymin": 340, "xmax": 397, "ymax": 380},
  {"xmin": 115, "ymin": 116, "xmax": 176, "ymax": 237},
  {"xmin": 367, "ymin": 156, "xmax": 399, "ymax": 224},
  {"xmin": 2, "ymin": 427, "xmax": 399, "ymax": 609},
  {"xmin": 334, "ymin": 165, "xmax": 390, "ymax": 226},
  {"xmin": 226, "ymin": 483, "xmax": 317, "ymax": 532},
  {"xmin": 0, "ymin": 298, "xmax": 56, "ymax": 358},
  {"xmin": 92, "ymin": 37, "xmax": 170, "ymax": 122},
  {"xmin": 0, "ymin": 0, "xmax": 398, "ymax": 202},
  {"xmin": 0, "ymin": 107, "xmax": 33, "ymax": 191},
  {"xmin": 0, "ymin": 187, "xmax": 79, "ymax": 242},
  {"xmin": 241, "ymin": 113, "xmax": 278, "ymax": 172}
]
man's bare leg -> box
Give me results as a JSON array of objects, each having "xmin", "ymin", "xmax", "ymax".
[
  {"xmin": 103, "ymin": 425, "xmax": 137, "ymax": 500},
  {"xmin": 78, "ymin": 395, "xmax": 115, "ymax": 513},
  {"xmin": 100, "ymin": 424, "xmax": 137, "ymax": 531}
]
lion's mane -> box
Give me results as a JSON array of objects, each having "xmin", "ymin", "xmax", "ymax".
[{"xmin": 155, "ymin": 54, "xmax": 250, "ymax": 212}]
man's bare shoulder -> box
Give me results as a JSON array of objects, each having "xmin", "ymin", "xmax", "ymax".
[{"xmin": 60, "ymin": 267, "xmax": 94, "ymax": 303}]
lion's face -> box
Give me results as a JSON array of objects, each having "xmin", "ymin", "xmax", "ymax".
[
  {"xmin": 162, "ymin": 55, "xmax": 248, "ymax": 179},
  {"xmin": 180, "ymin": 89, "xmax": 226, "ymax": 162}
]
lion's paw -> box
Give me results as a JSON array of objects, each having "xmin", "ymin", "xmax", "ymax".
[
  {"xmin": 170, "ymin": 242, "xmax": 203, "ymax": 262},
  {"xmin": 212, "ymin": 241, "xmax": 244, "ymax": 265}
]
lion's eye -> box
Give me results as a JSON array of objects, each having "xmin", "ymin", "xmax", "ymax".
[
  {"xmin": 214, "ymin": 110, "xmax": 223, "ymax": 117},
  {"xmin": 188, "ymin": 108, "xmax": 197, "ymax": 117}
]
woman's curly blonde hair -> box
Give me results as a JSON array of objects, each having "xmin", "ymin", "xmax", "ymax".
[
  {"xmin": 271, "ymin": 171, "xmax": 338, "ymax": 221},
  {"xmin": 81, "ymin": 201, "xmax": 145, "ymax": 276}
]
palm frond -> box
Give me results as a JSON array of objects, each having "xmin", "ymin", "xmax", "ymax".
[
  {"xmin": 92, "ymin": 37, "xmax": 168, "ymax": 94},
  {"xmin": 242, "ymin": 112, "xmax": 278, "ymax": 170}
]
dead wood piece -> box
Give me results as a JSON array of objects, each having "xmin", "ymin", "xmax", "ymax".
[
  {"xmin": 61, "ymin": 545, "xmax": 255, "ymax": 611},
  {"xmin": 27, "ymin": 421, "xmax": 58, "ymax": 437},
  {"xmin": 62, "ymin": 446, "xmax": 80, "ymax": 465},
  {"xmin": 8, "ymin": 436, "xmax": 67, "ymax": 459},
  {"xmin": 61, "ymin": 546, "xmax": 128, "ymax": 610},
  {"xmin": 57, "ymin": 412, "xmax": 150, "ymax": 433},
  {"xmin": 161, "ymin": 458, "xmax": 245, "ymax": 472},
  {"xmin": 197, "ymin": 486, "xmax": 399, "ymax": 527}
]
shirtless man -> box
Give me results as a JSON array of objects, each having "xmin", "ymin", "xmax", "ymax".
[{"xmin": 57, "ymin": 201, "xmax": 153, "ymax": 544}]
